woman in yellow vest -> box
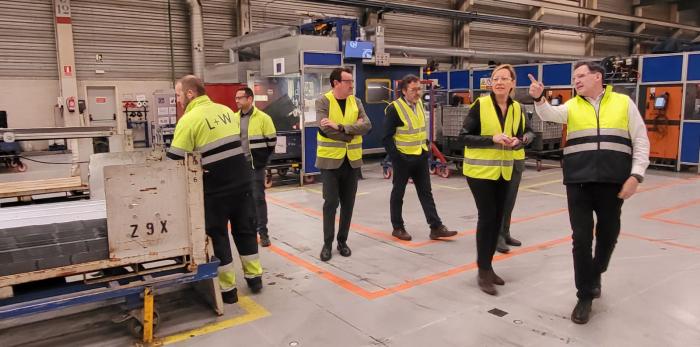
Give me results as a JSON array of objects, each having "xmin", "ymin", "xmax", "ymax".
[{"xmin": 459, "ymin": 64, "xmax": 527, "ymax": 296}]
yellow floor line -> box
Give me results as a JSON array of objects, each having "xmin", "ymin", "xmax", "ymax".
[
  {"xmin": 161, "ymin": 296, "xmax": 270, "ymax": 345},
  {"xmin": 519, "ymin": 179, "xmax": 562, "ymax": 190},
  {"xmin": 523, "ymin": 188, "xmax": 567, "ymax": 198}
]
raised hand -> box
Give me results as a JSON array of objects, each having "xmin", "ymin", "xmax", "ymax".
[{"xmin": 528, "ymin": 74, "xmax": 545, "ymax": 100}]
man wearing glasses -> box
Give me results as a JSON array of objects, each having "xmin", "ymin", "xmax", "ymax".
[
  {"xmin": 235, "ymin": 87, "xmax": 277, "ymax": 247},
  {"xmin": 384, "ymin": 74, "xmax": 457, "ymax": 242},
  {"xmin": 315, "ymin": 67, "xmax": 372, "ymax": 261},
  {"xmin": 529, "ymin": 61, "xmax": 649, "ymax": 324}
]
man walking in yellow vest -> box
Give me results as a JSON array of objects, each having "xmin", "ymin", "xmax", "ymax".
[
  {"xmin": 316, "ymin": 67, "xmax": 372, "ymax": 262},
  {"xmin": 529, "ymin": 62, "xmax": 649, "ymax": 324},
  {"xmin": 235, "ymin": 87, "xmax": 277, "ymax": 247},
  {"xmin": 167, "ymin": 75, "xmax": 263, "ymax": 304},
  {"xmin": 384, "ymin": 74, "xmax": 458, "ymax": 242}
]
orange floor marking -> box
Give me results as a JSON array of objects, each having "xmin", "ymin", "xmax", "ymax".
[
  {"xmin": 637, "ymin": 176, "xmax": 700, "ymax": 194},
  {"xmin": 267, "ymin": 195, "xmax": 566, "ymax": 249},
  {"xmin": 267, "ymin": 236, "xmax": 571, "ymax": 300},
  {"xmin": 621, "ymin": 232, "xmax": 700, "ymax": 253},
  {"xmin": 640, "ymin": 198, "xmax": 700, "ymax": 229}
]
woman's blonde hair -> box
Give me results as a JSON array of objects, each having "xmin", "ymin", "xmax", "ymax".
[{"xmin": 491, "ymin": 64, "xmax": 516, "ymax": 96}]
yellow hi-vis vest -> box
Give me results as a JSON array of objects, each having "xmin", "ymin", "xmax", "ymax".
[
  {"xmin": 463, "ymin": 96, "xmax": 521, "ymax": 180},
  {"xmin": 392, "ymin": 98, "xmax": 429, "ymax": 155},
  {"xmin": 563, "ymin": 85, "xmax": 631, "ymax": 184},
  {"xmin": 316, "ymin": 91, "xmax": 363, "ymax": 162}
]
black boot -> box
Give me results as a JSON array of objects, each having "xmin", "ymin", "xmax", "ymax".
[
  {"xmin": 259, "ymin": 232, "xmax": 271, "ymax": 247},
  {"xmin": 246, "ymin": 277, "xmax": 263, "ymax": 293},
  {"xmin": 505, "ymin": 236, "xmax": 522, "ymax": 247},
  {"xmin": 337, "ymin": 242, "xmax": 351, "ymax": 257},
  {"xmin": 571, "ymin": 299, "xmax": 593, "ymax": 324},
  {"xmin": 592, "ymin": 272, "xmax": 602, "ymax": 299},
  {"xmin": 222, "ymin": 288, "xmax": 238, "ymax": 304},
  {"xmin": 496, "ymin": 236, "xmax": 510, "ymax": 254}
]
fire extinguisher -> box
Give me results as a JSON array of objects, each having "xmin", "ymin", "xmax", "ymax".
[{"xmin": 66, "ymin": 96, "xmax": 76, "ymax": 113}]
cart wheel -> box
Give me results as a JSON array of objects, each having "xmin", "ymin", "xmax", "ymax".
[
  {"xmin": 9, "ymin": 160, "xmax": 18, "ymax": 168},
  {"xmin": 303, "ymin": 175, "xmax": 315, "ymax": 184},
  {"xmin": 455, "ymin": 161, "xmax": 463, "ymax": 172},
  {"xmin": 277, "ymin": 168, "xmax": 288, "ymax": 177},
  {"xmin": 127, "ymin": 310, "xmax": 159, "ymax": 338},
  {"xmin": 264, "ymin": 174, "xmax": 273, "ymax": 188},
  {"xmin": 16, "ymin": 162, "xmax": 27, "ymax": 172},
  {"xmin": 428, "ymin": 164, "xmax": 437, "ymax": 175},
  {"xmin": 439, "ymin": 166, "xmax": 450, "ymax": 178},
  {"xmin": 382, "ymin": 166, "xmax": 392, "ymax": 179}
]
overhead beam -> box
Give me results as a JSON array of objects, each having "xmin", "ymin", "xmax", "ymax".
[
  {"xmin": 306, "ymin": 0, "xmax": 688, "ymax": 42},
  {"xmin": 584, "ymin": 0, "xmax": 600, "ymax": 57},
  {"xmin": 527, "ymin": 6, "xmax": 544, "ymax": 53},
  {"xmin": 489, "ymin": 0, "xmax": 700, "ymax": 33}
]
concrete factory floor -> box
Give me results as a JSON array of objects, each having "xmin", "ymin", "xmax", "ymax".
[{"xmin": 1, "ymin": 155, "xmax": 699, "ymax": 347}]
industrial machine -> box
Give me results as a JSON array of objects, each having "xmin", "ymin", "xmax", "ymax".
[{"xmin": 0, "ymin": 150, "xmax": 221, "ymax": 343}]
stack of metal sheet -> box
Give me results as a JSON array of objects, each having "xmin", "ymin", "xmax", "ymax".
[{"xmin": 0, "ymin": 201, "xmax": 109, "ymax": 277}]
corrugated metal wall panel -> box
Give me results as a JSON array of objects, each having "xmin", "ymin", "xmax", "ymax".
[
  {"xmin": 71, "ymin": 0, "xmax": 192, "ymax": 80},
  {"xmin": 471, "ymin": 0, "xmax": 529, "ymax": 18},
  {"xmin": 203, "ymin": 0, "xmax": 237, "ymax": 65},
  {"xmin": 469, "ymin": 22, "xmax": 529, "ymax": 52},
  {"xmin": 250, "ymin": 0, "xmax": 360, "ymax": 32},
  {"xmin": 382, "ymin": 0, "xmax": 453, "ymax": 48},
  {"xmin": 0, "ymin": 0, "xmax": 57, "ymax": 78},
  {"xmin": 595, "ymin": 0, "xmax": 633, "ymax": 57}
]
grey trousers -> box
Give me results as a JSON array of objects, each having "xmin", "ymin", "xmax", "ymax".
[{"xmin": 499, "ymin": 160, "xmax": 525, "ymax": 239}]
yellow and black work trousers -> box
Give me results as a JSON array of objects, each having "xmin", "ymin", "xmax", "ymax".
[{"xmin": 204, "ymin": 190, "xmax": 262, "ymax": 293}]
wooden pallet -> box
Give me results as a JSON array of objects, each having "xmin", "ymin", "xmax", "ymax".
[{"xmin": 0, "ymin": 176, "xmax": 87, "ymax": 199}]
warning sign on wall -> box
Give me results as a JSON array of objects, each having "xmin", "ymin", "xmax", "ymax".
[
  {"xmin": 95, "ymin": 97, "xmax": 107, "ymax": 104},
  {"xmin": 63, "ymin": 65, "xmax": 72, "ymax": 76}
]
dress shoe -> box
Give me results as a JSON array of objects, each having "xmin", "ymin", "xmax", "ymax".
[
  {"xmin": 505, "ymin": 236, "xmax": 522, "ymax": 247},
  {"xmin": 246, "ymin": 276, "xmax": 263, "ymax": 294},
  {"xmin": 259, "ymin": 234, "xmax": 271, "ymax": 247},
  {"xmin": 429, "ymin": 225, "xmax": 458, "ymax": 240},
  {"xmin": 477, "ymin": 269, "xmax": 498, "ymax": 295},
  {"xmin": 337, "ymin": 242, "xmax": 352, "ymax": 257},
  {"xmin": 496, "ymin": 236, "xmax": 510, "ymax": 254},
  {"xmin": 392, "ymin": 227, "xmax": 412, "ymax": 241},
  {"xmin": 571, "ymin": 299, "xmax": 593, "ymax": 324},
  {"xmin": 222, "ymin": 288, "xmax": 238, "ymax": 304},
  {"xmin": 320, "ymin": 244, "xmax": 332, "ymax": 261},
  {"xmin": 491, "ymin": 270, "xmax": 505, "ymax": 285}
]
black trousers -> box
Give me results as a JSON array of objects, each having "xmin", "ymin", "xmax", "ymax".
[
  {"xmin": 204, "ymin": 190, "xmax": 258, "ymax": 267},
  {"xmin": 566, "ymin": 183, "xmax": 624, "ymax": 299},
  {"xmin": 251, "ymin": 168, "xmax": 269, "ymax": 235},
  {"xmin": 390, "ymin": 153, "xmax": 442, "ymax": 229},
  {"xmin": 467, "ymin": 177, "xmax": 510, "ymax": 270},
  {"xmin": 321, "ymin": 159, "xmax": 359, "ymax": 246},
  {"xmin": 499, "ymin": 163, "xmax": 524, "ymax": 239}
]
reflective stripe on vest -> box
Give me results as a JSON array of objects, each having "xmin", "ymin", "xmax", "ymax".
[
  {"xmin": 463, "ymin": 96, "xmax": 521, "ymax": 180},
  {"xmin": 316, "ymin": 91, "xmax": 363, "ymax": 161},
  {"xmin": 393, "ymin": 98, "xmax": 428, "ymax": 155}
]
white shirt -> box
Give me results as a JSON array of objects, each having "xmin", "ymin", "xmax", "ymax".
[{"xmin": 534, "ymin": 89, "xmax": 650, "ymax": 178}]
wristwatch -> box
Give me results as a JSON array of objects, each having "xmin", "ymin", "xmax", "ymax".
[
  {"xmin": 533, "ymin": 93, "xmax": 544, "ymax": 102},
  {"xmin": 630, "ymin": 174, "xmax": 644, "ymax": 183}
]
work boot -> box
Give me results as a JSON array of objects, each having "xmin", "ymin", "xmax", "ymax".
[
  {"xmin": 392, "ymin": 227, "xmax": 412, "ymax": 241},
  {"xmin": 429, "ymin": 225, "xmax": 458, "ymax": 240},
  {"xmin": 477, "ymin": 269, "xmax": 498, "ymax": 296},
  {"xmin": 505, "ymin": 236, "xmax": 522, "ymax": 247},
  {"xmin": 320, "ymin": 244, "xmax": 332, "ymax": 262},
  {"xmin": 571, "ymin": 299, "xmax": 593, "ymax": 324},
  {"xmin": 496, "ymin": 236, "xmax": 510, "ymax": 254},
  {"xmin": 246, "ymin": 277, "xmax": 263, "ymax": 294},
  {"xmin": 491, "ymin": 270, "xmax": 505, "ymax": 286},
  {"xmin": 222, "ymin": 288, "xmax": 238, "ymax": 304},
  {"xmin": 337, "ymin": 242, "xmax": 352, "ymax": 257},
  {"xmin": 259, "ymin": 233, "xmax": 271, "ymax": 247}
]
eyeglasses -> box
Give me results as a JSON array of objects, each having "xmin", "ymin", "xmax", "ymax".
[
  {"xmin": 235, "ymin": 96, "xmax": 250, "ymax": 100},
  {"xmin": 492, "ymin": 77, "xmax": 513, "ymax": 82},
  {"xmin": 406, "ymin": 87, "xmax": 423, "ymax": 93},
  {"xmin": 340, "ymin": 79, "xmax": 354, "ymax": 84}
]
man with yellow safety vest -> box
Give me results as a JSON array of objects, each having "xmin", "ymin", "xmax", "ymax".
[
  {"xmin": 529, "ymin": 61, "xmax": 649, "ymax": 324},
  {"xmin": 235, "ymin": 87, "xmax": 277, "ymax": 247},
  {"xmin": 383, "ymin": 74, "xmax": 458, "ymax": 242},
  {"xmin": 460, "ymin": 65, "xmax": 526, "ymax": 296},
  {"xmin": 167, "ymin": 75, "xmax": 263, "ymax": 304},
  {"xmin": 316, "ymin": 67, "xmax": 371, "ymax": 262}
]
